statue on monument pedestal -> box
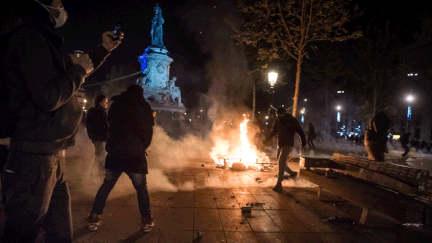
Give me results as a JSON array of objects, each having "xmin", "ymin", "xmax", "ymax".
[{"xmin": 151, "ymin": 4, "xmax": 164, "ymax": 47}]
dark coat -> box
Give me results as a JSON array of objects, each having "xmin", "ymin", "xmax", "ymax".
[
  {"xmin": 364, "ymin": 111, "xmax": 390, "ymax": 146},
  {"xmin": 105, "ymin": 90, "xmax": 154, "ymax": 174},
  {"xmin": 3, "ymin": 16, "xmax": 110, "ymax": 154},
  {"xmin": 86, "ymin": 106, "xmax": 108, "ymax": 142},
  {"xmin": 267, "ymin": 114, "xmax": 306, "ymax": 148}
]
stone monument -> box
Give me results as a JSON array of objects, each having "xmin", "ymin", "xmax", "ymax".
[{"xmin": 137, "ymin": 4, "xmax": 185, "ymax": 112}]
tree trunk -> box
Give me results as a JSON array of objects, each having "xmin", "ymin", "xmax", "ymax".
[
  {"xmin": 252, "ymin": 78, "xmax": 256, "ymax": 121},
  {"xmin": 292, "ymin": 53, "xmax": 303, "ymax": 117}
]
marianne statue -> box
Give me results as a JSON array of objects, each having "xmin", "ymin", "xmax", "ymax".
[{"xmin": 151, "ymin": 4, "xmax": 164, "ymax": 47}]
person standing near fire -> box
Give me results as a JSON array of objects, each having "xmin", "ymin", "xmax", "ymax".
[
  {"xmin": 265, "ymin": 108, "xmax": 306, "ymax": 192},
  {"xmin": 306, "ymin": 123, "xmax": 316, "ymax": 149},
  {"xmin": 86, "ymin": 95, "xmax": 109, "ymax": 169},
  {"xmin": 364, "ymin": 106, "xmax": 397, "ymax": 161}
]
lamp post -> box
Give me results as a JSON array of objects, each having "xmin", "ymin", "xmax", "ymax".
[
  {"xmin": 336, "ymin": 105, "xmax": 342, "ymax": 134},
  {"xmin": 300, "ymin": 108, "xmax": 305, "ymax": 129},
  {"xmin": 267, "ymin": 72, "xmax": 278, "ymax": 132},
  {"xmin": 406, "ymin": 95, "xmax": 414, "ymax": 132}
]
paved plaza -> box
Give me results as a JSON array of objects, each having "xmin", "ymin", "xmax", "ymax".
[{"xmin": 65, "ymin": 160, "xmax": 431, "ymax": 243}]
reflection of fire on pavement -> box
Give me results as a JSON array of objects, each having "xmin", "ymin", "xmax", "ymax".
[{"xmin": 214, "ymin": 115, "xmax": 273, "ymax": 171}]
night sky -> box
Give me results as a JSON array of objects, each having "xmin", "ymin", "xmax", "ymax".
[{"xmin": 56, "ymin": 0, "xmax": 429, "ymax": 110}]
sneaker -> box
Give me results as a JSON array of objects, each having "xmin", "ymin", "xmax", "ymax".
[
  {"xmin": 141, "ymin": 215, "xmax": 155, "ymax": 232},
  {"xmin": 86, "ymin": 212, "xmax": 102, "ymax": 231},
  {"xmin": 273, "ymin": 183, "xmax": 283, "ymax": 192}
]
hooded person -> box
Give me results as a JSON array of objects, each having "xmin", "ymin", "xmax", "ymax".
[
  {"xmin": 265, "ymin": 108, "xmax": 306, "ymax": 192},
  {"xmin": 364, "ymin": 106, "xmax": 397, "ymax": 161},
  {"xmin": 86, "ymin": 95, "xmax": 109, "ymax": 167},
  {"xmin": 0, "ymin": 1, "xmax": 123, "ymax": 242},
  {"xmin": 86, "ymin": 85, "xmax": 156, "ymax": 232}
]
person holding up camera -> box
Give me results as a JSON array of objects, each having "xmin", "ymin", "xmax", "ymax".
[{"xmin": 1, "ymin": 1, "xmax": 123, "ymax": 242}]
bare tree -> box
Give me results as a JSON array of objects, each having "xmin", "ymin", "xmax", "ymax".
[{"xmin": 236, "ymin": 0, "xmax": 361, "ymax": 117}]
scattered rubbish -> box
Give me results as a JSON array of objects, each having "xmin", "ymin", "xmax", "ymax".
[
  {"xmin": 322, "ymin": 216, "xmax": 356, "ymax": 225},
  {"xmin": 255, "ymin": 177, "xmax": 263, "ymax": 183},
  {"xmin": 274, "ymin": 174, "xmax": 278, "ymax": 178},
  {"xmin": 201, "ymin": 164, "xmax": 205, "ymax": 167},
  {"xmin": 198, "ymin": 231, "xmax": 204, "ymax": 237},
  {"xmin": 239, "ymin": 220, "xmax": 246, "ymax": 224},
  {"xmin": 167, "ymin": 197, "xmax": 173, "ymax": 200},
  {"xmin": 241, "ymin": 206, "xmax": 252, "ymax": 213},
  {"xmin": 231, "ymin": 162, "xmax": 247, "ymax": 171},
  {"xmin": 213, "ymin": 197, "xmax": 218, "ymax": 200},
  {"xmin": 231, "ymin": 195, "xmax": 235, "ymax": 198},
  {"xmin": 403, "ymin": 223, "xmax": 423, "ymax": 227}
]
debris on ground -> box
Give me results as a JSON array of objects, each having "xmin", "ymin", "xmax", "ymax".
[
  {"xmin": 246, "ymin": 202, "xmax": 265, "ymax": 207},
  {"xmin": 403, "ymin": 223, "xmax": 423, "ymax": 227},
  {"xmin": 241, "ymin": 206, "xmax": 251, "ymax": 213},
  {"xmin": 322, "ymin": 216, "xmax": 356, "ymax": 225},
  {"xmin": 255, "ymin": 177, "xmax": 263, "ymax": 183},
  {"xmin": 201, "ymin": 164, "xmax": 205, "ymax": 167},
  {"xmin": 231, "ymin": 195, "xmax": 235, "ymax": 198}
]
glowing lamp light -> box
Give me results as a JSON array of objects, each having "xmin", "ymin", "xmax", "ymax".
[
  {"xmin": 265, "ymin": 116, "xmax": 269, "ymax": 120},
  {"xmin": 84, "ymin": 99, "xmax": 87, "ymax": 103},
  {"xmin": 336, "ymin": 105, "xmax": 341, "ymax": 110},
  {"xmin": 406, "ymin": 95, "xmax": 414, "ymax": 103},
  {"xmin": 268, "ymin": 72, "xmax": 278, "ymax": 87}
]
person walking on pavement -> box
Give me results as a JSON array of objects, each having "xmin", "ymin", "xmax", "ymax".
[
  {"xmin": 265, "ymin": 108, "xmax": 306, "ymax": 192},
  {"xmin": 0, "ymin": 1, "xmax": 122, "ymax": 242},
  {"xmin": 86, "ymin": 95, "xmax": 109, "ymax": 169},
  {"xmin": 306, "ymin": 123, "xmax": 316, "ymax": 149},
  {"xmin": 401, "ymin": 132, "xmax": 411, "ymax": 157},
  {"xmin": 364, "ymin": 106, "xmax": 397, "ymax": 162},
  {"xmin": 86, "ymin": 85, "xmax": 155, "ymax": 232}
]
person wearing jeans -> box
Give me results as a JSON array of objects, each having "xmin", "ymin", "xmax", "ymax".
[
  {"xmin": 87, "ymin": 85, "xmax": 155, "ymax": 232},
  {"xmin": 265, "ymin": 108, "xmax": 306, "ymax": 192}
]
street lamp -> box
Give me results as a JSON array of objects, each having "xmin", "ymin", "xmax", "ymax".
[
  {"xmin": 406, "ymin": 94, "xmax": 414, "ymax": 132},
  {"xmin": 267, "ymin": 71, "xmax": 278, "ymax": 134},
  {"xmin": 268, "ymin": 72, "xmax": 278, "ymax": 88}
]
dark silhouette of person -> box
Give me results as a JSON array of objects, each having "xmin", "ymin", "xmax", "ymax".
[{"xmin": 306, "ymin": 123, "xmax": 316, "ymax": 149}]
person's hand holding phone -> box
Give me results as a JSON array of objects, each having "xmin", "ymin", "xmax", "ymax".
[{"xmin": 102, "ymin": 30, "xmax": 123, "ymax": 51}]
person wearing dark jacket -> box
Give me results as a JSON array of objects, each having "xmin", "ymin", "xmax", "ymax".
[
  {"xmin": 401, "ymin": 132, "xmax": 411, "ymax": 157},
  {"xmin": 364, "ymin": 107, "xmax": 397, "ymax": 161},
  {"xmin": 0, "ymin": 1, "xmax": 122, "ymax": 242},
  {"xmin": 86, "ymin": 95, "xmax": 109, "ymax": 166},
  {"xmin": 86, "ymin": 85, "xmax": 155, "ymax": 232},
  {"xmin": 306, "ymin": 123, "xmax": 316, "ymax": 149},
  {"xmin": 265, "ymin": 108, "xmax": 306, "ymax": 192}
]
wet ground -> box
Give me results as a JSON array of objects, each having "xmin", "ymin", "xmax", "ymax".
[
  {"xmin": 65, "ymin": 160, "xmax": 431, "ymax": 243},
  {"xmin": 1, "ymin": 137, "xmax": 432, "ymax": 242}
]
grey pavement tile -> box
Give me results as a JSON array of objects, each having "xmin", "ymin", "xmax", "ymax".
[
  {"xmin": 218, "ymin": 209, "xmax": 253, "ymax": 232},
  {"xmin": 159, "ymin": 230, "xmax": 193, "ymax": 243},
  {"xmin": 225, "ymin": 232, "xmax": 259, "ymax": 243},
  {"xmin": 265, "ymin": 210, "xmax": 311, "ymax": 233},
  {"xmin": 265, "ymin": 191, "xmax": 311, "ymax": 211},
  {"xmin": 244, "ymin": 186, "xmax": 269, "ymax": 195},
  {"xmin": 287, "ymin": 210, "xmax": 339, "ymax": 233},
  {"xmin": 195, "ymin": 188, "xmax": 215, "ymax": 196},
  {"xmin": 294, "ymin": 196, "xmax": 338, "ymax": 211},
  {"xmin": 236, "ymin": 174, "xmax": 257, "ymax": 185},
  {"xmin": 234, "ymin": 194, "xmax": 262, "ymax": 209},
  {"xmin": 245, "ymin": 209, "xmax": 281, "ymax": 232},
  {"xmin": 72, "ymin": 204, "xmax": 121, "ymax": 243},
  {"xmin": 284, "ymin": 233, "xmax": 323, "ymax": 243},
  {"xmin": 253, "ymin": 194, "xmax": 285, "ymax": 210},
  {"xmin": 171, "ymin": 191, "xmax": 194, "ymax": 208},
  {"xmin": 214, "ymin": 189, "xmax": 234, "ymax": 198},
  {"xmin": 151, "ymin": 192, "xmax": 175, "ymax": 207},
  {"xmin": 313, "ymin": 233, "xmax": 352, "ymax": 243},
  {"xmin": 341, "ymin": 233, "xmax": 383, "ymax": 243},
  {"xmin": 192, "ymin": 231, "xmax": 226, "ymax": 243},
  {"xmin": 193, "ymin": 208, "xmax": 223, "ymax": 231},
  {"xmin": 231, "ymin": 186, "xmax": 251, "ymax": 195},
  {"xmin": 215, "ymin": 196, "xmax": 240, "ymax": 209},
  {"xmin": 195, "ymin": 195, "xmax": 218, "ymax": 208},
  {"xmin": 85, "ymin": 205, "xmax": 161, "ymax": 243},
  {"xmin": 165, "ymin": 208, "xmax": 194, "ymax": 231},
  {"xmin": 254, "ymin": 232, "xmax": 292, "ymax": 243}
]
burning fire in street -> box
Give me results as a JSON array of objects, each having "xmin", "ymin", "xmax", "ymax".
[{"xmin": 212, "ymin": 114, "xmax": 270, "ymax": 170}]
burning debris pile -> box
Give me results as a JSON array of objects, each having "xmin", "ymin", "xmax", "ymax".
[{"xmin": 210, "ymin": 114, "xmax": 272, "ymax": 171}]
